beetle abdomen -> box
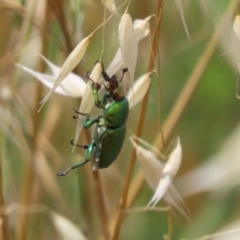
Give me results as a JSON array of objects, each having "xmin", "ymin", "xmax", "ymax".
[{"xmin": 93, "ymin": 125, "xmax": 126, "ymax": 168}]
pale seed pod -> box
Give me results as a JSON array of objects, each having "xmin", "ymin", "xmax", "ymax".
[
  {"xmin": 40, "ymin": 34, "xmax": 93, "ymax": 110},
  {"xmin": 16, "ymin": 55, "xmax": 86, "ymax": 97},
  {"xmin": 148, "ymin": 138, "xmax": 182, "ymax": 207},
  {"xmin": 119, "ymin": 13, "xmax": 138, "ymax": 92},
  {"xmin": 133, "ymin": 16, "xmax": 151, "ymax": 41},
  {"xmin": 130, "ymin": 136, "xmax": 163, "ymax": 190},
  {"xmin": 130, "ymin": 136, "xmax": 188, "ymax": 218},
  {"xmin": 73, "ymin": 62, "xmax": 103, "ymax": 149},
  {"xmin": 233, "ymin": 15, "xmax": 240, "ymax": 41},
  {"xmin": 107, "ymin": 16, "xmax": 151, "ymax": 77},
  {"xmin": 51, "ymin": 212, "xmax": 87, "ymax": 240},
  {"xmin": 126, "ymin": 72, "xmax": 152, "ymax": 109}
]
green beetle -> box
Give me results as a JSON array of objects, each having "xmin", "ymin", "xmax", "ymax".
[{"xmin": 57, "ymin": 64, "xmax": 129, "ymax": 176}]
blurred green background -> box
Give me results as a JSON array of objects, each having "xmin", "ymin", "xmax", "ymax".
[{"xmin": 1, "ymin": 0, "xmax": 240, "ymax": 239}]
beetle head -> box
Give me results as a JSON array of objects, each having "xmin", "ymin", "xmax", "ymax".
[{"xmin": 102, "ymin": 68, "xmax": 128, "ymax": 101}]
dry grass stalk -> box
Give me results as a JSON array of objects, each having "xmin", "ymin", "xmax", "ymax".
[
  {"xmin": 110, "ymin": 1, "xmax": 164, "ymax": 239},
  {"xmin": 0, "ymin": 147, "xmax": 10, "ymax": 240},
  {"xmin": 15, "ymin": 2, "xmax": 51, "ymax": 239},
  {"xmin": 0, "ymin": 0, "xmax": 25, "ymax": 12},
  {"xmin": 48, "ymin": 0, "xmax": 73, "ymax": 53},
  {"xmin": 101, "ymin": 0, "xmax": 117, "ymax": 14}
]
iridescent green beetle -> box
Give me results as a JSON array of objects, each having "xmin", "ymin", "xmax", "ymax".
[{"xmin": 57, "ymin": 64, "xmax": 128, "ymax": 176}]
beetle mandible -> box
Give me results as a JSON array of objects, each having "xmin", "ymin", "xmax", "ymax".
[{"xmin": 57, "ymin": 63, "xmax": 129, "ymax": 176}]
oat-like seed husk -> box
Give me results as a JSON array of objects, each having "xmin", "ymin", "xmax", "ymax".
[
  {"xmin": 40, "ymin": 34, "xmax": 93, "ymax": 110},
  {"xmin": 73, "ymin": 62, "xmax": 102, "ymax": 150}
]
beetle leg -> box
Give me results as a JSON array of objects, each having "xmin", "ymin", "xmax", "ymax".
[
  {"xmin": 73, "ymin": 105, "xmax": 86, "ymax": 115},
  {"xmin": 119, "ymin": 68, "xmax": 128, "ymax": 83},
  {"xmin": 57, "ymin": 142, "xmax": 95, "ymax": 176},
  {"xmin": 70, "ymin": 140, "xmax": 89, "ymax": 149},
  {"xmin": 73, "ymin": 115, "xmax": 78, "ymax": 121},
  {"xmin": 83, "ymin": 114, "xmax": 103, "ymax": 128},
  {"xmin": 102, "ymin": 67, "xmax": 111, "ymax": 82},
  {"xmin": 92, "ymin": 86, "xmax": 105, "ymax": 109},
  {"xmin": 72, "ymin": 106, "xmax": 87, "ymax": 120},
  {"xmin": 85, "ymin": 70, "xmax": 106, "ymax": 109},
  {"xmin": 56, "ymin": 160, "xmax": 89, "ymax": 176}
]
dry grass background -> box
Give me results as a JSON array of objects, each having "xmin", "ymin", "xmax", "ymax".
[{"xmin": 1, "ymin": 0, "xmax": 240, "ymax": 239}]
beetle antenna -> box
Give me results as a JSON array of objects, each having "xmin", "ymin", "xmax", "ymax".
[{"xmin": 70, "ymin": 140, "xmax": 89, "ymax": 149}]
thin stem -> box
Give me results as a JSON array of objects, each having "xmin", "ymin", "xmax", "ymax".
[
  {"xmin": 101, "ymin": 7, "xmax": 107, "ymax": 58},
  {"xmin": 83, "ymin": 130, "xmax": 110, "ymax": 240},
  {"xmin": 48, "ymin": 0, "xmax": 73, "ymax": 53},
  {"xmin": 0, "ymin": 138, "xmax": 11, "ymax": 240},
  {"xmin": 16, "ymin": 2, "xmax": 50, "ymax": 239},
  {"xmin": 110, "ymin": 1, "xmax": 164, "ymax": 239},
  {"xmin": 0, "ymin": 8, "xmax": 11, "ymax": 240},
  {"xmin": 167, "ymin": 209, "xmax": 173, "ymax": 240},
  {"xmin": 236, "ymin": 75, "xmax": 240, "ymax": 99},
  {"xmin": 92, "ymin": 171, "xmax": 110, "ymax": 240}
]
